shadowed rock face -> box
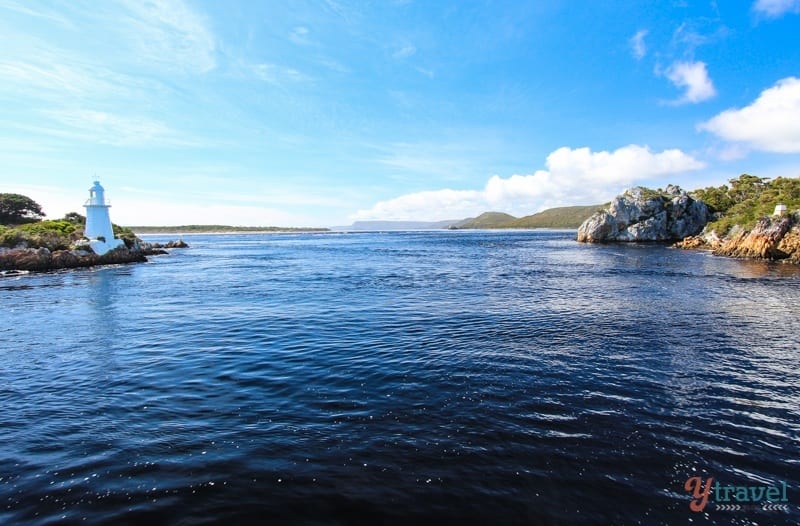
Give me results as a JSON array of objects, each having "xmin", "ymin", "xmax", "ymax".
[
  {"xmin": 577, "ymin": 185, "xmax": 710, "ymax": 243},
  {"xmin": 0, "ymin": 246, "xmax": 147, "ymax": 272}
]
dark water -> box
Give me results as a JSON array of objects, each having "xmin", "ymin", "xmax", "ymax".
[{"xmin": 1, "ymin": 230, "xmax": 799, "ymax": 525}]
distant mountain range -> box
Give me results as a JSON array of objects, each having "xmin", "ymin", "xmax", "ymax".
[{"xmin": 333, "ymin": 204, "xmax": 605, "ymax": 231}]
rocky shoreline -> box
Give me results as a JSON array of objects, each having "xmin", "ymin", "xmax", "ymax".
[
  {"xmin": 0, "ymin": 240, "xmax": 188, "ymax": 274},
  {"xmin": 577, "ymin": 182, "xmax": 800, "ymax": 264},
  {"xmin": 675, "ymin": 215, "xmax": 800, "ymax": 263}
]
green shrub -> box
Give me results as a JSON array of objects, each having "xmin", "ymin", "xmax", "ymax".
[
  {"xmin": 16, "ymin": 220, "xmax": 77, "ymax": 236},
  {"xmin": 0, "ymin": 225, "xmax": 21, "ymax": 247},
  {"xmin": 696, "ymin": 175, "xmax": 800, "ymax": 235},
  {"xmin": 0, "ymin": 220, "xmax": 79, "ymax": 250}
]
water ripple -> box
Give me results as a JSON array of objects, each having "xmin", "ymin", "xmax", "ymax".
[{"xmin": 1, "ymin": 231, "xmax": 798, "ymax": 524}]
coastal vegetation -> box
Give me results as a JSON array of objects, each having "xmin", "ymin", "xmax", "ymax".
[
  {"xmin": 0, "ymin": 195, "xmax": 81, "ymax": 251},
  {"xmin": 0, "ymin": 220, "xmax": 79, "ymax": 251},
  {"xmin": 0, "ymin": 193, "xmax": 45, "ymax": 224},
  {"xmin": 691, "ymin": 174, "xmax": 800, "ymax": 235},
  {"xmin": 0, "ymin": 211, "xmax": 139, "ymax": 251}
]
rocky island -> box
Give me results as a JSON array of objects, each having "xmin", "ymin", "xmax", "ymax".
[
  {"xmin": 0, "ymin": 219, "xmax": 187, "ymax": 273},
  {"xmin": 576, "ymin": 184, "xmax": 709, "ymax": 243},
  {"xmin": 577, "ymin": 174, "xmax": 800, "ymax": 264},
  {"xmin": 0, "ymin": 191, "xmax": 186, "ymax": 274}
]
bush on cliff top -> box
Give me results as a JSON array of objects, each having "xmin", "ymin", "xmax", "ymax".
[
  {"xmin": 692, "ymin": 175, "xmax": 800, "ymax": 235},
  {"xmin": 0, "ymin": 220, "xmax": 81, "ymax": 251},
  {"xmin": 0, "ymin": 193, "xmax": 45, "ymax": 225}
]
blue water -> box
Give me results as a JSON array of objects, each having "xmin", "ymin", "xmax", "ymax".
[{"xmin": 1, "ymin": 230, "xmax": 799, "ymax": 525}]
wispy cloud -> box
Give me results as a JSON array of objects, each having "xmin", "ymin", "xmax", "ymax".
[
  {"xmin": 354, "ymin": 145, "xmax": 705, "ymax": 220},
  {"xmin": 416, "ymin": 67, "xmax": 435, "ymax": 79},
  {"xmin": 0, "ymin": 0, "xmax": 75, "ymax": 27},
  {"xmin": 629, "ymin": 29, "xmax": 648, "ymax": 60},
  {"xmin": 699, "ymin": 76, "xmax": 800, "ymax": 153},
  {"xmin": 0, "ymin": 58, "xmax": 166, "ymax": 102},
  {"xmin": 290, "ymin": 26, "xmax": 312, "ymax": 45},
  {"xmin": 392, "ymin": 43, "xmax": 417, "ymax": 59},
  {"xmin": 660, "ymin": 61, "xmax": 716, "ymax": 104},
  {"xmin": 318, "ymin": 59, "xmax": 351, "ymax": 74},
  {"xmin": 373, "ymin": 139, "xmax": 496, "ymax": 181},
  {"xmin": 117, "ymin": 0, "xmax": 217, "ymax": 73},
  {"xmin": 35, "ymin": 108, "xmax": 191, "ymax": 147},
  {"xmin": 251, "ymin": 63, "xmax": 312, "ymax": 84},
  {"xmin": 752, "ymin": 0, "xmax": 800, "ymax": 18}
]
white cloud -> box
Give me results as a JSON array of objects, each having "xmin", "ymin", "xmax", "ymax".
[
  {"xmin": 753, "ymin": 0, "xmax": 800, "ymax": 17},
  {"xmin": 662, "ymin": 61, "xmax": 716, "ymax": 104},
  {"xmin": 698, "ymin": 77, "xmax": 800, "ymax": 153},
  {"xmin": 118, "ymin": 0, "xmax": 217, "ymax": 72},
  {"xmin": 630, "ymin": 29, "xmax": 648, "ymax": 60},
  {"xmin": 353, "ymin": 145, "xmax": 705, "ymax": 221}
]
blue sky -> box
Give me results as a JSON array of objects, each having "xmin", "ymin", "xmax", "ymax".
[{"xmin": 1, "ymin": 0, "xmax": 799, "ymax": 226}]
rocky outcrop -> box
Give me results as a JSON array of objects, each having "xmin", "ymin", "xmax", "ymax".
[
  {"xmin": 674, "ymin": 230, "xmax": 724, "ymax": 251},
  {"xmin": 0, "ymin": 246, "xmax": 146, "ymax": 272},
  {"xmin": 714, "ymin": 217, "xmax": 792, "ymax": 259},
  {"xmin": 0, "ymin": 239, "xmax": 187, "ymax": 273},
  {"xmin": 777, "ymin": 226, "xmax": 800, "ymax": 264},
  {"xmin": 151, "ymin": 239, "xmax": 189, "ymax": 249},
  {"xmin": 577, "ymin": 185, "xmax": 710, "ymax": 243},
  {"xmin": 675, "ymin": 213, "xmax": 800, "ymax": 263}
]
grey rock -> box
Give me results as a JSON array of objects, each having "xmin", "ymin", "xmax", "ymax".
[{"xmin": 577, "ymin": 186, "xmax": 710, "ymax": 243}]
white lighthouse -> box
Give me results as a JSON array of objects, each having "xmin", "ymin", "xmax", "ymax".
[{"xmin": 83, "ymin": 181, "xmax": 125, "ymax": 255}]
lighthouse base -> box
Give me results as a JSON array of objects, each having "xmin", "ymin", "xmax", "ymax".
[{"xmin": 89, "ymin": 238, "xmax": 125, "ymax": 256}]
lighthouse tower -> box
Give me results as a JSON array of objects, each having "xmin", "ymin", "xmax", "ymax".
[{"xmin": 83, "ymin": 181, "xmax": 124, "ymax": 255}]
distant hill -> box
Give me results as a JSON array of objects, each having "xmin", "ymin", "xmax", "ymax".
[
  {"xmin": 332, "ymin": 219, "xmax": 462, "ymax": 231},
  {"xmin": 452, "ymin": 205, "xmax": 603, "ymax": 229},
  {"xmin": 452, "ymin": 212, "xmax": 517, "ymax": 229},
  {"xmin": 508, "ymin": 205, "xmax": 607, "ymax": 228}
]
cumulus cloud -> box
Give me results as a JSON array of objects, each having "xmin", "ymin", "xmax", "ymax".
[
  {"xmin": 630, "ymin": 29, "xmax": 648, "ymax": 60},
  {"xmin": 699, "ymin": 77, "xmax": 800, "ymax": 153},
  {"xmin": 353, "ymin": 145, "xmax": 705, "ymax": 221},
  {"xmin": 662, "ymin": 61, "xmax": 716, "ymax": 104},
  {"xmin": 753, "ymin": 0, "xmax": 800, "ymax": 18}
]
